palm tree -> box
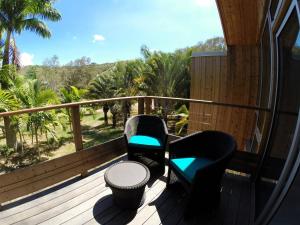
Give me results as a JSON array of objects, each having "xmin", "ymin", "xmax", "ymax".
[
  {"xmin": 89, "ymin": 72, "xmax": 116, "ymax": 126},
  {"xmin": 60, "ymin": 86, "xmax": 86, "ymax": 132},
  {"xmin": 141, "ymin": 46, "xmax": 191, "ymax": 121},
  {"xmin": 111, "ymin": 60, "xmax": 146, "ymax": 125},
  {"xmin": 0, "ymin": 88, "xmax": 20, "ymax": 149},
  {"xmin": 0, "ymin": 0, "xmax": 61, "ymax": 148},
  {"xmin": 0, "ymin": 89, "xmax": 19, "ymax": 112},
  {"xmin": 141, "ymin": 47, "xmax": 191, "ymax": 98},
  {"xmin": 13, "ymin": 79, "xmax": 60, "ymax": 159},
  {"xmin": 0, "ymin": 0, "xmax": 61, "ymax": 66}
]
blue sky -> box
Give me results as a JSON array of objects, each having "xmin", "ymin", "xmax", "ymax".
[{"xmin": 16, "ymin": 0, "xmax": 223, "ymax": 66}]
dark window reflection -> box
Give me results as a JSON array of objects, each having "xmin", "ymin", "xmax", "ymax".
[{"xmin": 256, "ymin": 9, "xmax": 300, "ymax": 217}]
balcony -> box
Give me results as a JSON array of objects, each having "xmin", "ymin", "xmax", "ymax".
[{"xmin": 0, "ymin": 96, "xmax": 259, "ymax": 225}]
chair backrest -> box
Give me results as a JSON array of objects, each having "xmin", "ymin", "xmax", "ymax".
[
  {"xmin": 196, "ymin": 130, "xmax": 236, "ymax": 160},
  {"xmin": 124, "ymin": 115, "xmax": 168, "ymax": 143}
]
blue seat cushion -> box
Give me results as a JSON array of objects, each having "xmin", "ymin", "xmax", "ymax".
[
  {"xmin": 129, "ymin": 135, "xmax": 161, "ymax": 148},
  {"xmin": 170, "ymin": 157, "xmax": 213, "ymax": 183}
]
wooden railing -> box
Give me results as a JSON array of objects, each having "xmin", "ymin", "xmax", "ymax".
[{"xmin": 0, "ymin": 96, "xmax": 265, "ymax": 206}]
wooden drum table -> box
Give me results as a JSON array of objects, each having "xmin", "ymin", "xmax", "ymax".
[{"xmin": 104, "ymin": 161, "xmax": 150, "ymax": 209}]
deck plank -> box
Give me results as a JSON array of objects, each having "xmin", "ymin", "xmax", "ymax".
[
  {"xmin": 1, "ymin": 174, "xmax": 107, "ymax": 225},
  {"xmin": 62, "ymin": 175, "xmax": 165, "ymax": 225},
  {"xmin": 143, "ymin": 185, "xmax": 185, "ymax": 225},
  {"xmin": 0, "ymin": 158, "xmax": 252, "ymax": 225}
]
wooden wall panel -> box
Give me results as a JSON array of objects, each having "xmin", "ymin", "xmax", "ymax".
[
  {"xmin": 0, "ymin": 138, "xmax": 126, "ymax": 204},
  {"xmin": 188, "ymin": 47, "xmax": 260, "ymax": 150}
]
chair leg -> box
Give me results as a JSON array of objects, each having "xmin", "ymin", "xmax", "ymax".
[
  {"xmin": 166, "ymin": 167, "xmax": 171, "ymax": 188},
  {"xmin": 127, "ymin": 152, "xmax": 134, "ymax": 160}
]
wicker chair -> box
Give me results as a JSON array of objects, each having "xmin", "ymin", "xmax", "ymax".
[
  {"xmin": 166, "ymin": 130, "xmax": 236, "ymax": 218},
  {"xmin": 124, "ymin": 115, "xmax": 168, "ymax": 168}
]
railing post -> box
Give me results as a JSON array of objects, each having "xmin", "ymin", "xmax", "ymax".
[
  {"xmin": 138, "ymin": 98, "xmax": 145, "ymax": 114},
  {"xmin": 145, "ymin": 97, "xmax": 151, "ymax": 115},
  {"xmin": 70, "ymin": 105, "xmax": 87, "ymax": 177}
]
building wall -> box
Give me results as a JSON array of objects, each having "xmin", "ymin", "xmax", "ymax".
[{"xmin": 188, "ymin": 46, "xmax": 260, "ymax": 150}]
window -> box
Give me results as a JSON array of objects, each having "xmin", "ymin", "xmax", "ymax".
[{"xmin": 256, "ymin": 7, "xmax": 300, "ymax": 217}]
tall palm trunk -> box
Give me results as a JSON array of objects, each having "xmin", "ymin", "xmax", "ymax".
[
  {"xmin": 112, "ymin": 113, "xmax": 117, "ymax": 128},
  {"xmin": 121, "ymin": 101, "xmax": 131, "ymax": 127},
  {"xmin": 103, "ymin": 104, "xmax": 109, "ymax": 126},
  {"xmin": 2, "ymin": 31, "xmax": 17, "ymax": 148},
  {"xmin": 3, "ymin": 116, "xmax": 16, "ymax": 148},
  {"xmin": 3, "ymin": 30, "xmax": 11, "ymax": 66}
]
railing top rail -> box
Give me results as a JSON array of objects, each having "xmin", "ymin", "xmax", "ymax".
[
  {"xmin": 0, "ymin": 96, "xmax": 145, "ymax": 117},
  {"xmin": 147, "ymin": 96, "xmax": 271, "ymax": 112},
  {"xmin": 0, "ymin": 95, "xmax": 270, "ymax": 117}
]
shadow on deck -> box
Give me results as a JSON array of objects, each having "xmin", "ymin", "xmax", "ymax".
[{"xmin": 0, "ymin": 155, "xmax": 252, "ymax": 225}]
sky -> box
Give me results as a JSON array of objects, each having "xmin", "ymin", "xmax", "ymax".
[{"xmin": 16, "ymin": 0, "xmax": 223, "ymax": 66}]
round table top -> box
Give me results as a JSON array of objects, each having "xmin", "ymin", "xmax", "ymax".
[{"xmin": 104, "ymin": 161, "xmax": 150, "ymax": 189}]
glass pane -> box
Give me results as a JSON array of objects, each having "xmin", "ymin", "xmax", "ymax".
[{"xmin": 256, "ymin": 8, "xmax": 300, "ymax": 216}]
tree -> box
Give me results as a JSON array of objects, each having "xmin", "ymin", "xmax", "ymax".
[
  {"xmin": 0, "ymin": 0, "xmax": 61, "ymax": 148},
  {"xmin": 89, "ymin": 71, "xmax": 115, "ymax": 126},
  {"xmin": 25, "ymin": 66, "xmax": 38, "ymax": 80},
  {"xmin": 65, "ymin": 57, "xmax": 93, "ymax": 88},
  {"xmin": 0, "ymin": 0, "xmax": 61, "ymax": 66},
  {"xmin": 193, "ymin": 37, "xmax": 226, "ymax": 52},
  {"xmin": 60, "ymin": 86, "xmax": 86, "ymax": 132},
  {"xmin": 0, "ymin": 65, "xmax": 19, "ymax": 147},
  {"xmin": 42, "ymin": 55, "xmax": 61, "ymax": 90},
  {"xmin": 0, "ymin": 89, "xmax": 20, "ymax": 152},
  {"xmin": 140, "ymin": 46, "xmax": 191, "ymax": 121},
  {"xmin": 0, "ymin": 89, "xmax": 19, "ymax": 112},
  {"xmin": 12, "ymin": 79, "xmax": 60, "ymax": 159}
]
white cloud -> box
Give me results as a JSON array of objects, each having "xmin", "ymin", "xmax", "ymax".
[
  {"xmin": 93, "ymin": 34, "xmax": 105, "ymax": 43},
  {"xmin": 195, "ymin": 0, "xmax": 214, "ymax": 7},
  {"xmin": 20, "ymin": 52, "xmax": 34, "ymax": 66}
]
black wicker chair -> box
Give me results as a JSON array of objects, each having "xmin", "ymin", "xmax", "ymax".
[
  {"xmin": 124, "ymin": 115, "xmax": 168, "ymax": 168},
  {"xmin": 166, "ymin": 130, "xmax": 236, "ymax": 218}
]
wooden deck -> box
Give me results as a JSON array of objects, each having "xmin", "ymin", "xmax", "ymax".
[{"xmin": 0, "ymin": 156, "xmax": 253, "ymax": 225}]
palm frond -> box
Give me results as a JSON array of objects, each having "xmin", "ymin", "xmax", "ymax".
[
  {"xmin": 23, "ymin": 18, "xmax": 51, "ymax": 38},
  {"xmin": 0, "ymin": 89, "xmax": 19, "ymax": 112}
]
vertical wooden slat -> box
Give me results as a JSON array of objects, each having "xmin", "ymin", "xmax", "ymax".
[
  {"xmin": 145, "ymin": 97, "xmax": 151, "ymax": 115},
  {"xmin": 138, "ymin": 98, "xmax": 145, "ymax": 115}
]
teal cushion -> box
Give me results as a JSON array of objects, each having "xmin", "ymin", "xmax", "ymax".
[
  {"xmin": 170, "ymin": 157, "xmax": 212, "ymax": 183},
  {"xmin": 129, "ymin": 135, "xmax": 161, "ymax": 147}
]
